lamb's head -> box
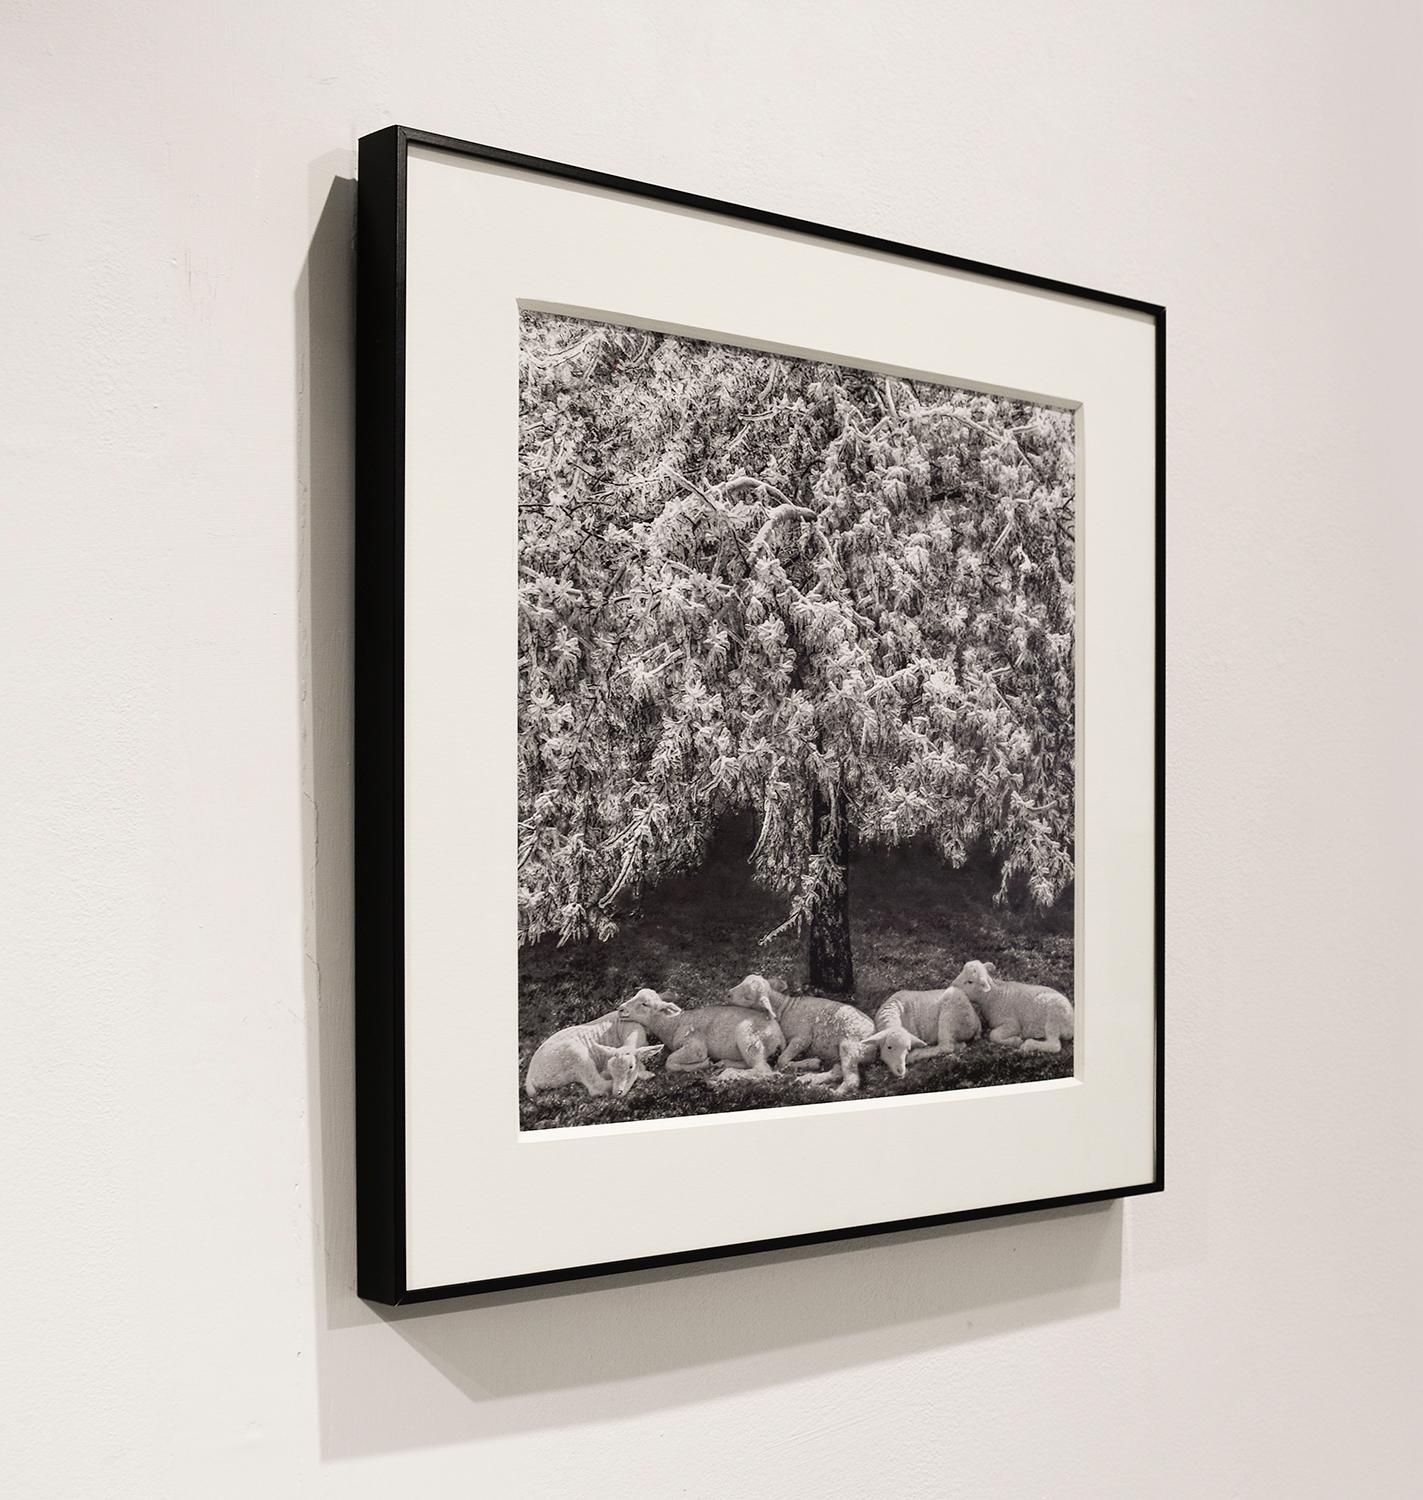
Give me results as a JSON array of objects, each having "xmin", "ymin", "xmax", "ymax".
[
  {"xmin": 950, "ymin": 960, "xmax": 993, "ymax": 1003},
  {"xmin": 864, "ymin": 1025, "xmax": 929, "ymax": 1078},
  {"xmin": 725, "ymin": 974, "xmax": 781, "ymax": 1020},
  {"xmin": 589, "ymin": 1041, "xmax": 664, "ymax": 1097},
  {"xmin": 618, "ymin": 988, "xmax": 681, "ymax": 1027}
]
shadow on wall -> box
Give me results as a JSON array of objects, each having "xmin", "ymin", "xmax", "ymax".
[{"xmin": 295, "ymin": 166, "xmax": 1124, "ymax": 1462}]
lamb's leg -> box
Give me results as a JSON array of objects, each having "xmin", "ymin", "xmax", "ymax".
[
  {"xmin": 928, "ymin": 1014, "xmax": 968, "ymax": 1058},
  {"xmin": 781, "ymin": 1056, "xmax": 824, "ymax": 1073},
  {"xmin": 665, "ymin": 1040, "xmax": 711, "ymax": 1073},
  {"xmin": 798, "ymin": 1064, "xmax": 843, "ymax": 1088},
  {"xmin": 570, "ymin": 1056, "xmax": 614, "ymax": 1097},
  {"xmin": 1021, "ymin": 1022, "xmax": 1062, "ymax": 1055},
  {"xmin": 715, "ymin": 1036, "xmax": 775, "ymax": 1083},
  {"xmin": 988, "ymin": 1023, "xmax": 1023, "ymax": 1047},
  {"xmin": 775, "ymin": 1036, "xmax": 810, "ymax": 1071},
  {"xmin": 833, "ymin": 1040, "xmax": 866, "ymax": 1095},
  {"xmin": 908, "ymin": 1013, "xmax": 972, "ymax": 1066}
]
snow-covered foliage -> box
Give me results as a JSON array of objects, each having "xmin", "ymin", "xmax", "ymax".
[{"xmin": 518, "ymin": 311, "xmax": 1075, "ymax": 953}]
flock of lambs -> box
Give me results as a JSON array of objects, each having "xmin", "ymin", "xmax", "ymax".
[{"xmin": 523, "ymin": 962, "xmax": 1074, "ymax": 1103}]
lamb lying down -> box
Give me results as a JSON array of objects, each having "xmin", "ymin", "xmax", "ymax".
[
  {"xmin": 638, "ymin": 1001, "xmax": 786, "ymax": 1083},
  {"xmin": 952, "ymin": 960, "xmax": 1074, "ymax": 1054},
  {"xmin": 870, "ymin": 984, "xmax": 981, "ymax": 1077},
  {"xmin": 725, "ymin": 975, "xmax": 878, "ymax": 1095},
  {"xmin": 523, "ymin": 988, "xmax": 677, "ymax": 1098}
]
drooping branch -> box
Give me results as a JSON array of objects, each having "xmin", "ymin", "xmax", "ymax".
[
  {"xmin": 894, "ymin": 380, "xmax": 1047, "ymax": 469},
  {"xmin": 523, "ymin": 327, "xmax": 604, "ymax": 366},
  {"xmin": 747, "ymin": 503, "xmax": 817, "ymax": 557}
]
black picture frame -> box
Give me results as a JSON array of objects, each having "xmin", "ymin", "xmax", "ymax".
[{"xmin": 355, "ymin": 124, "xmax": 1166, "ymax": 1306}]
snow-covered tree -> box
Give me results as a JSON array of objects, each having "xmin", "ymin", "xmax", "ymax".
[{"xmin": 518, "ymin": 311, "xmax": 1075, "ymax": 995}]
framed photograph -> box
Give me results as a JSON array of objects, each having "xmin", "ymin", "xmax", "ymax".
[{"xmin": 355, "ymin": 125, "xmax": 1164, "ymax": 1304}]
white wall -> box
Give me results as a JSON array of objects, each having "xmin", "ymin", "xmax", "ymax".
[{"xmin": 4, "ymin": 3, "xmax": 1419, "ymax": 1495}]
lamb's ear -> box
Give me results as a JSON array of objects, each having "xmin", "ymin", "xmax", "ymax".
[
  {"xmin": 768, "ymin": 974, "xmax": 791, "ymax": 996},
  {"xmin": 635, "ymin": 1044, "xmax": 663, "ymax": 1060},
  {"xmin": 588, "ymin": 1041, "xmax": 616, "ymax": 1063},
  {"xmin": 863, "ymin": 1029, "xmax": 888, "ymax": 1045},
  {"xmin": 984, "ymin": 961, "xmax": 998, "ymax": 977},
  {"xmin": 906, "ymin": 1033, "xmax": 930, "ymax": 1048}
]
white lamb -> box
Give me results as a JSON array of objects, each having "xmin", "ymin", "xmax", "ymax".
[
  {"xmin": 724, "ymin": 975, "xmax": 878, "ymax": 1094},
  {"xmin": 638, "ymin": 1001, "xmax": 786, "ymax": 1084},
  {"xmin": 868, "ymin": 984, "xmax": 981, "ymax": 1077},
  {"xmin": 952, "ymin": 960, "xmax": 1074, "ymax": 1054},
  {"xmin": 523, "ymin": 988, "xmax": 678, "ymax": 1098}
]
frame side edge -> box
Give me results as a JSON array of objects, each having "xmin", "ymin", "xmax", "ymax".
[
  {"xmin": 1153, "ymin": 305, "xmax": 1167, "ymax": 1194},
  {"xmin": 355, "ymin": 125, "xmax": 408, "ymax": 1304}
]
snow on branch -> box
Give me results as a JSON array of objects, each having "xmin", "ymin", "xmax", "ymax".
[
  {"xmin": 516, "ymin": 309, "xmax": 1075, "ymax": 946},
  {"xmin": 747, "ymin": 502, "xmax": 817, "ymax": 557}
]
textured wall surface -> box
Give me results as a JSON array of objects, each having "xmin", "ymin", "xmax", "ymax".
[{"xmin": 3, "ymin": 3, "xmax": 1420, "ymax": 1495}]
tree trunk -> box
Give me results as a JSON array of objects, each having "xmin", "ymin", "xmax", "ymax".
[{"xmin": 807, "ymin": 783, "xmax": 854, "ymax": 995}]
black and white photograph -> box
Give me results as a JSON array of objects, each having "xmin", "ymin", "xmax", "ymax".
[{"xmin": 518, "ymin": 310, "xmax": 1078, "ymax": 1130}]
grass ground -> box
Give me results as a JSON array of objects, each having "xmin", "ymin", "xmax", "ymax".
[{"xmin": 519, "ymin": 820, "xmax": 1073, "ymax": 1130}]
